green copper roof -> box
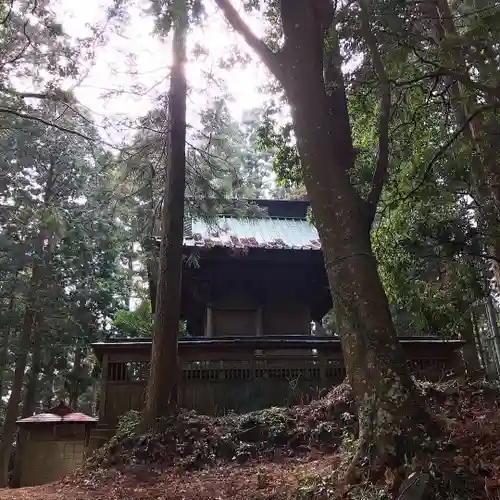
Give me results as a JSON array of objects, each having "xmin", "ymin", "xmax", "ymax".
[{"xmin": 184, "ymin": 215, "xmax": 321, "ymax": 250}]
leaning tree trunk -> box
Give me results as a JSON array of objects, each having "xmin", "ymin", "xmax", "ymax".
[
  {"xmin": 215, "ymin": 0, "xmax": 431, "ymax": 476},
  {"xmin": 299, "ymin": 145, "xmax": 430, "ymax": 473},
  {"xmin": 143, "ymin": 0, "xmax": 187, "ymax": 425}
]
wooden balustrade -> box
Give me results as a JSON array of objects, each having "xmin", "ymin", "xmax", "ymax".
[{"xmin": 93, "ymin": 337, "xmax": 463, "ymax": 426}]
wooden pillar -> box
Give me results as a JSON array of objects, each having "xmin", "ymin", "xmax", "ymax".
[
  {"xmin": 206, "ymin": 306, "xmax": 213, "ymax": 337},
  {"xmin": 256, "ymin": 307, "xmax": 263, "ymax": 336},
  {"xmin": 98, "ymin": 354, "xmax": 109, "ymax": 424}
]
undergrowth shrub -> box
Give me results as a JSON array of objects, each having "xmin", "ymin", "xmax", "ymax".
[{"xmin": 116, "ymin": 410, "xmax": 143, "ymax": 440}]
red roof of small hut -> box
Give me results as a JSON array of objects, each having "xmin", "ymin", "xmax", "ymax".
[{"xmin": 16, "ymin": 401, "xmax": 97, "ymax": 425}]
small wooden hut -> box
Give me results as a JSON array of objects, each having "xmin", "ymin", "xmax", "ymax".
[{"xmin": 15, "ymin": 402, "xmax": 97, "ymax": 487}]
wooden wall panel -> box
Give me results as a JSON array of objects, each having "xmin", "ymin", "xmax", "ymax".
[
  {"xmin": 100, "ymin": 345, "xmax": 457, "ymax": 426},
  {"xmin": 263, "ymin": 307, "xmax": 310, "ymax": 335}
]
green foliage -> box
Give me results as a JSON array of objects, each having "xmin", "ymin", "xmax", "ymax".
[
  {"xmin": 253, "ymin": 0, "xmax": 494, "ymax": 340},
  {"xmin": 0, "ymin": 97, "xmax": 130, "ymax": 417},
  {"xmin": 148, "ymin": 0, "xmax": 205, "ymax": 36},
  {"xmin": 190, "ymin": 102, "xmax": 275, "ymax": 200},
  {"xmin": 116, "ymin": 410, "xmax": 143, "ymax": 440},
  {"xmin": 114, "ymin": 301, "xmax": 153, "ymax": 337},
  {"xmin": 258, "ymin": 117, "xmax": 301, "ymax": 188},
  {"xmin": 373, "ymin": 192, "xmax": 484, "ymax": 336},
  {"xmin": 113, "ymin": 299, "xmax": 188, "ymax": 338}
]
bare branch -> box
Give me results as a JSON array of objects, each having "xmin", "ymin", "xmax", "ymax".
[
  {"xmin": 359, "ymin": 0, "xmax": 391, "ymax": 221},
  {"xmin": 213, "ymin": 0, "xmax": 285, "ymax": 83}
]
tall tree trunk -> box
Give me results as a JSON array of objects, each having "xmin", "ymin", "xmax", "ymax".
[
  {"xmin": 471, "ymin": 308, "xmax": 487, "ymax": 371},
  {"xmin": 215, "ymin": 0, "xmax": 431, "ymax": 476},
  {"xmin": 143, "ymin": 0, "xmax": 187, "ymax": 424},
  {"xmin": 43, "ymin": 371, "xmax": 54, "ymax": 409},
  {"xmin": 485, "ymin": 294, "xmax": 500, "ymax": 376},
  {"xmin": 69, "ymin": 347, "xmax": 82, "ymax": 410},
  {"xmin": 10, "ymin": 312, "xmax": 43, "ymax": 488},
  {"xmin": 0, "ymin": 293, "xmax": 15, "ymax": 403},
  {"xmin": 146, "ymin": 165, "xmax": 158, "ymax": 314},
  {"xmin": 126, "ymin": 248, "xmax": 135, "ymax": 309},
  {"xmin": 455, "ymin": 302, "xmax": 483, "ymax": 378}
]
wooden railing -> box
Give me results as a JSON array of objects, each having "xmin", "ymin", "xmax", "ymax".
[{"xmin": 94, "ymin": 337, "xmax": 463, "ymax": 425}]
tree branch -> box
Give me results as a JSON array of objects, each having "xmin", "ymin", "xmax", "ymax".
[
  {"xmin": 213, "ymin": 0, "xmax": 285, "ymax": 83},
  {"xmin": 379, "ymin": 103, "xmax": 500, "ymax": 219},
  {"xmin": 0, "ymin": 107, "xmax": 95, "ymax": 141},
  {"xmin": 392, "ymin": 68, "xmax": 500, "ymax": 99},
  {"xmin": 359, "ymin": 0, "xmax": 391, "ymax": 222}
]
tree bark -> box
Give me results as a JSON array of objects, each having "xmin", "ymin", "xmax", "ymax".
[
  {"xmin": 215, "ymin": 0, "xmax": 431, "ymax": 475},
  {"xmin": 143, "ymin": 0, "xmax": 187, "ymax": 425}
]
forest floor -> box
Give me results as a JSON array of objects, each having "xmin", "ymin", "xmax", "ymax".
[{"xmin": 1, "ymin": 379, "xmax": 500, "ymax": 500}]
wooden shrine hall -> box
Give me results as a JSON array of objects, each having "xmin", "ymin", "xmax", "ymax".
[{"xmin": 92, "ymin": 199, "xmax": 463, "ymax": 435}]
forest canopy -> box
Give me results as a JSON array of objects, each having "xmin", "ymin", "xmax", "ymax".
[{"xmin": 0, "ymin": 0, "xmax": 500, "ymax": 488}]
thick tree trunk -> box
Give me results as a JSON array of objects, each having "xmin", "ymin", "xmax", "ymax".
[
  {"xmin": 304, "ymin": 168, "xmax": 430, "ymax": 472},
  {"xmin": 286, "ymin": 3, "xmax": 430, "ymax": 472},
  {"xmin": 215, "ymin": 0, "xmax": 431, "ymax": 476},
  {"xmin": 10, "ymin": 312, "xmax": 43, "ymax": 488},
  {"xmin": 143, "ymin": 0, "xmax": 187, "ymax": 425}
]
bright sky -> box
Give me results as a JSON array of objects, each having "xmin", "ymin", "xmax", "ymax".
[{"xmin": 54, "ymin": 0, "xmax": 273, "ymax": 143}]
